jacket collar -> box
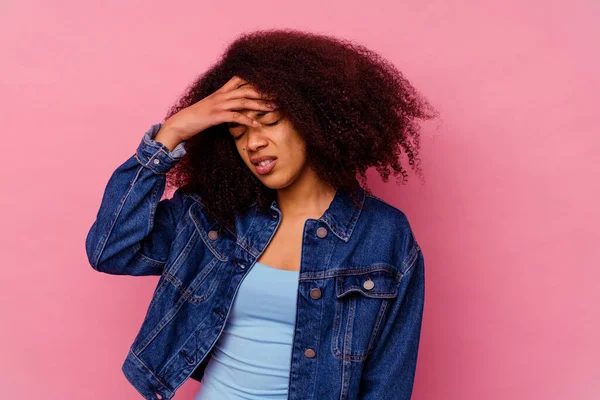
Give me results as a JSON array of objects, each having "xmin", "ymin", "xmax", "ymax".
[{"xmin": 269, "ymin": 185, "xmax": 366, "ymax": 242}]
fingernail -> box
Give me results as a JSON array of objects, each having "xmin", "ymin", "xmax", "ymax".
[{"xmin": 253, "ymin": 120, "xmax": 261, "ymax": 126}]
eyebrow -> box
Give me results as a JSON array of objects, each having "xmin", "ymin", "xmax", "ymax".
[{"xmin": 227, "ymin": 111, "xmax": 270, "ymax": 127}]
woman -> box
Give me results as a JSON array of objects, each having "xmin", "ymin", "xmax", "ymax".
[{"xmin": 86, "ymin": 28, "xmax": 437, "ymax": 400}]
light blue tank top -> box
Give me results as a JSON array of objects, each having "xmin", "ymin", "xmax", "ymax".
[{"xmin": 194, "ymin": 261, "xmax": 300, "ymax": 400}]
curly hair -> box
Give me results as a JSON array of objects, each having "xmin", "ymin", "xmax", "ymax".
[{"xmin": 163, "ymin": 28, "xmax": 438, "ymax": 232}]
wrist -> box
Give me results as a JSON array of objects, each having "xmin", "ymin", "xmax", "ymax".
[{"xmin": 154, "ymin": 124, "xmax": 184, "ymax": 152}]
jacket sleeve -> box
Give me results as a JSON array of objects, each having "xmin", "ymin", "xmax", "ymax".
[
  {"xmin": 358, "ymin": 239, "xmax": 425, "ymax": 399},
  {"xmin": 85, "ymin": 123, "xmax": 188, "ymax": 276}
]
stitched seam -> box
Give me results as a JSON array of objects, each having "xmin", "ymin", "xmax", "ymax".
[
  {"xmin": 365, "ymin": 299, "xmax": 389, "ymax": 358},
  {"xmin": 332, "ymin": 296, "xmax": 342, "ymax": 356},
  {"xmin": 300, "ymin": 264, "xmax": 401, "ymax": 282},
  {"xmin": 401, "ymin": 243, "xmax": 420, "ymax": 275},
  {"xmin": 134, "ymin": 151, "xmax": 168, "ymax": 175},
  {"xmin": 164, "ymin": 257, "xmax": 220, "ymax": 304},
  {"xmin": 163, "ymin": 224, "xmax": 197, "ymax": 277},
  {"xmin": 129, "ymin": 348, "xmax": 172, "ymax": 392},
  {"xmin": 189, "ymin": 204, "xmax": 228, "ymax": 261},
  {"xmin": 92, "ymin": 165, "xmax": 144, "ymax": 267},
  {"xmin": 134, "ymin": 252, "xmax": 166, "ymax": 268},
  {"xmin": 147, "ymin": 178, "xmax": 161, "ymax": 235},
  {"xmin": 134, "ymin": 294, "xmax": 187, "ymax": 354}
]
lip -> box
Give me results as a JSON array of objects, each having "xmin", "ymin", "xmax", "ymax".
[
  {"xmin": 250, "ymin": 155, "xmax": 277, "ymax": 164},
  {"xmin": 254, "ymin": 158, "xmax": 277, "ymax": 175}
]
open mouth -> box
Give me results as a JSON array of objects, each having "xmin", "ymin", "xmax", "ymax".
[{"xmin": 254, "ymin": 159, "xmax": 276, "ymax": 175}]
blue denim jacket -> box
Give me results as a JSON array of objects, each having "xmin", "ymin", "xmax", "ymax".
[{"xmin": 85, "ymin": 123, "xmax": 425, "ymax": 400}]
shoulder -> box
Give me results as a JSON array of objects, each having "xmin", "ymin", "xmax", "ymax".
[
  {"xmin": 170, "ymin": 185, "xmax": 206, "ymax": 211},
  {"xmin": 363, "ymin": 193, "xmax": 421, "ymax": 274},
  {"xmin": 363, "ymin": 193, "xmax": 413, "ymax": 233}
]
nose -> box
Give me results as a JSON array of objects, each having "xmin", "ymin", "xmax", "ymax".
[
  {"xmin": 245, "ymin": 126, "xmax": 268, "ymax": 151},
  {"xmin": 238, "ymin": 111, "xmax": 268, "ymax": 148}
]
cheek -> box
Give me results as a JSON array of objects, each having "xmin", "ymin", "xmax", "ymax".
[
  {"xmin": 234, "ymin": 142, "xmax": 245, "ymax": 156},
  {"xmin": 234, "ymin": 144, "xmax": 250, "ymax": 167},
  {"xmin": 290, "ymin": 137, "xmax": 307, "ymax": 161},
  {"xmin": 286, "ymin": 145, "xmax": 307, "ymax": 171}
]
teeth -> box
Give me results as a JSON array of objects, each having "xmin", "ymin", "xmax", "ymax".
[{"xmin": 258, "ymin": 159, "xmax": 274, "ymax": 166}]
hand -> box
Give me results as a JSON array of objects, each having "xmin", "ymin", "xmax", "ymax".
[{"xmin": 159, "ymin": 75, "xmax": 278, "ymax": 142}]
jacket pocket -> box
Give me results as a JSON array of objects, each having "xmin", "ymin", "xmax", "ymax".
[
  {"xmin": 161, "ymin": 225, "xmax": 227, "ymax": 306},
  {"xmin": 165, "ymin": 255, "xmax": 223, "ymax": 305},
  {"xmin": 332, "ymin": 265, "xmax": 401, "ymax": 361}
]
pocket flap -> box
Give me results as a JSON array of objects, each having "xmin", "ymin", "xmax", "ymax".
[{"xmin": 335, "ymin": 268, "xmax": 400, "ymax": 299}]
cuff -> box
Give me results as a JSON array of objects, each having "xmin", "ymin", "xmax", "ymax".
[{"xmin": 135, "ymin": 123, "xmax": 187, "ymax": 174}]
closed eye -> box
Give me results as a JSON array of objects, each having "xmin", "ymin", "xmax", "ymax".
[{"xmin": 233, "ymin": 120, "xmax": 280, "ymax": 141}]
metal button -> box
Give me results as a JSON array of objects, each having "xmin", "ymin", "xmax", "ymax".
[
  {"xmin": 272, "ymin": 213, "xmax": 278, "ymax": 218},
  {"xmin": 239, "ymin": 262, "xmax": 246, "ymax": 270},
  {"xmin": 309, "ymin": 288, "xmax": 322, "ymax": 299},
  {"xmin": 208, "ymin": 230, "xmax": 218, "ymax": 240},
  {"xmin": 304, "ymin": 348, "xmax": 316, "ymax": 358},
  {"xmin": 153, "ymin": 158, "xmax": 160, "ymax": 164},
  {"xmin": 363, "ymin": 279, "xmax": 375, "ymax": 290},
  {"xmin": 316, "ymin": 227, "xmax": 328, "ymax": 238}
]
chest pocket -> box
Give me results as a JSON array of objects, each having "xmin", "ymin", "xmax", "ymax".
[
  {"xmin": 165, "ymin": 202, "xmax": 238, "ymax": 305},
  {"xmin": 332, "ymin": 266, "xmax": 400, "ymax": 361}
]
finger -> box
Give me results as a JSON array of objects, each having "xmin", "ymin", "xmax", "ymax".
[
  {"xmin": 216, "ymin": 75, "xmax": 247, "ymax": 93},
  {"xmin": 221, "ymin": 111, "xmax": 263, "ymax": 128},
  {"xmin": 221, "ymin": 98, "xmax": 277, "ymax": 112},
  {"xmin": 227, "ymin": 85, "xmax": 275, "ymax": 102}
]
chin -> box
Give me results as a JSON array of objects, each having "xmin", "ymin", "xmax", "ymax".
[
  {"xmin": 259, "ymin": 180, "xmax": 286, "ymax": 190},
  {"xmin": 257, "ymin": 175, "xmax": 294, "ymax": 190}
]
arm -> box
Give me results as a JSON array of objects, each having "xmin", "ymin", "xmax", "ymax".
[
  {"xmin": 358, "ymin": 241, "xmax": 425, "ymax": 399},
  {"xmin": 84, "ymin": 123, "xmax": 188, "ymax": 276}
]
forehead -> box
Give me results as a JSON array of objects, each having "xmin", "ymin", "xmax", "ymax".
[
  {"xmin": 227, "ymin": 109, "xmax": 280, "ymax": 129},
  {"xmin": 228, "ymin": 82, "xmax": 280, "ymax": 126}
]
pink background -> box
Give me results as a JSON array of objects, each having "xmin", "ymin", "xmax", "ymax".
[{"xmin": 1, "ymin": 1, "xmax": 598, "ymax": 399}]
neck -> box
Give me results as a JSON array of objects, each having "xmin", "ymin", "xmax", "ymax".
[{"xmin": 275, "ymin": 169, "xmax": 336, "ymax": 220}]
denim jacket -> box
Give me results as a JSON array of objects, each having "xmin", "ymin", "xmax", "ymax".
[{"xmin": 85, "ymin": 123, "xmax": 425, "ymax": 400}]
